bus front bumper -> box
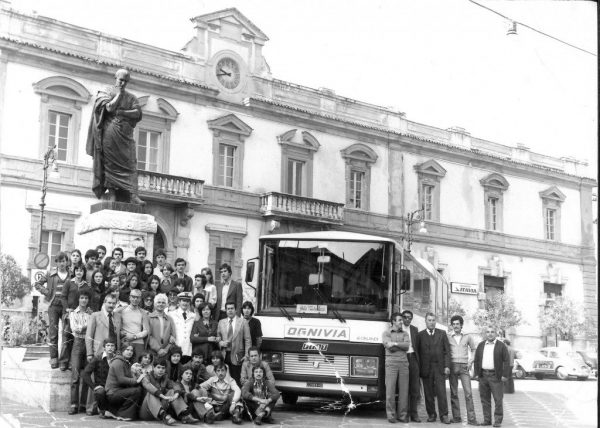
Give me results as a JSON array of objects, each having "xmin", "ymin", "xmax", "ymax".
[{"xmin": 275, "ymin": 380, "xmax": 380, "ymax": 398}]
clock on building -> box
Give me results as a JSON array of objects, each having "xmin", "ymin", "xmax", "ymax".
[{"xmin": 215, "ymin": 57, "xmax": 241, "ymax": 90}]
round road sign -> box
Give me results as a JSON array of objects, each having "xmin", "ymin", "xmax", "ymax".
[
  {"xmin": 33, "ymin": 252, "xmax": 50, "ymax": 269},
  {"xmin": 34, "ymin": 270, "xmax": 45, "ymax": 282}
]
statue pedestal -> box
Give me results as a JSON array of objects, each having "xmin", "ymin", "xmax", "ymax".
[{"xmin": 77, "ymin": 202, "xmax": 157, "ymax": 259}]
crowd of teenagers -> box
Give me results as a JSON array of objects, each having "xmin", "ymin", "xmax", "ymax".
[{"xmin": 34, "ymin": 246, "xmax": 278, "ymax": 425}]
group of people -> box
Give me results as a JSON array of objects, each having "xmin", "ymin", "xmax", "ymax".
[
  {"xmin": 34, "ymin": 246, "xmax": 277, "ymax": 425},
  {"xmin": 383, "ymin": 312, "xmax": 511, "ymax": 427}
]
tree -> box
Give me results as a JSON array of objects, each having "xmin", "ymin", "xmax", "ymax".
[
  {"xmin": 538, "ymin": 297, "xmax": 585, "ymax": 342},
  {"xmin": 448, "ymin": 297, "xmax": 467, "ymax": 318},
  {"xmin": 472, "ymin": 293, "xmax": 524, "ymax": 337},
  {"xmin": 0, "ymin": 253, "xmax": 29, "ymax": 307}
]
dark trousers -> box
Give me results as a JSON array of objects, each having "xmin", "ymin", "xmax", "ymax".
[
  {"xmin": 479, "ymin": 372, "xmax": 504, "ymax": 424},
  {"xmin": 139, "ymin": 389, "xmax": 187, "ymax": 420},
  {"xmin": 59, "ymin": 314, "xmax": 73, "ymax": 367},
  {"xmin": 407, "ymin": 353, "xmax": 421, "ymax": 418},
  {"xmin": 422, "ymin": 368, "xmax": 448, "ymax": 419},
  {"xmin": 107, "ymin": 387, "xmax": 142, "ymax": 420},
  {"xmin": 225, "ymin": 353, "xmax": 242, "ymax": 387},
  {"xmin": 70, "ymin": 337, "xmax": 89, "ymax": 407},
  {"xmin": 93, "ymin": 387, "xmax": 109, "ymax": 412},
  {"xmin": 47, "ymin": 303, "xmax": 63, "ymax": 361},
  {"xmin": 503, "ymin": 372, "xmax": 515, "ymax": 394}
]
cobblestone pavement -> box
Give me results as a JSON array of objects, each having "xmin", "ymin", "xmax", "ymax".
[{"xmin": 0, "ymin": 378, "xmax": 596, "ymax": 428}]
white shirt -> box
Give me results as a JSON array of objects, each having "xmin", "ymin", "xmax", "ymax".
[
  {"xmin": 204, "ymin": 284, "xmax": 217, "ymax": 305},
  {"xmin": 482, "ymin": 339, "xmax": 496, "ymax": 370},
  {"xmin": 453, "ymin": 333, "xmax": 462, "ymax": 345},
  {"xmin": 220, "ymin": 282, "xmax": 230, "ymax": 311},
  {"xmin": 405, "ymin": 325, "xmax": 414, "ymax": 353},
  {"xmin": 172, "ymin": 307, "xmax": 195, "ymax": 356}
]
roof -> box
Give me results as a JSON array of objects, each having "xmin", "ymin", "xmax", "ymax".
[
  {"xmin": 190, "ymin": 8, "xmax": 268, "ymax": 41},
  {"xmin": 260, "ymin": 230, "xmax": 398, "ymax": 244}
]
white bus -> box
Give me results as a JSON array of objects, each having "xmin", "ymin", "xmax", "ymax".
[{"xmin": 245, "ymin": 230, "xmax": 449, "ymax": 405}]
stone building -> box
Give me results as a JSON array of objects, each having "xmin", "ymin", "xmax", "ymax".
[{"xmin": 0, "ymin": 5, "xmax": 596, "ymax": 349}]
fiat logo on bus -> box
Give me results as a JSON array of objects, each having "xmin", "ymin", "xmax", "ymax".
[{"xmin": 302, "ymin": 342, "xmax": 328, "ymax": 352}]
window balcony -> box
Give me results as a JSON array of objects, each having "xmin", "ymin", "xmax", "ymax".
[
  {"xmin": 138, "ymin": 170, "xmax": 204, "ymax": 205},
  {"xmin": 260, "ymin": 192, "xmax": 344, "ymax": 224}
]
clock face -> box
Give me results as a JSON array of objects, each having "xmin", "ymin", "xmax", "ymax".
[{"xmin": 216, "ymin": 57, "xmax": 241, "ymax": 90}]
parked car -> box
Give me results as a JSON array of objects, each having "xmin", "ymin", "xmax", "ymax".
[
  {"xmin": 576, "ymin": 350, "xmax": 597, "ymax": 378},
  {"xmin": 513, "ymin": 350, "xmax": 553, "ymax": 380},
  {"xmin": 539, "ymin": 347, "xmax": 591, "ymax": 381}
]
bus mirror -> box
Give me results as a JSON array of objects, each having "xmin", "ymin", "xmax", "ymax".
[
  {"xmin": 308, "ymin": 273, "xmax": 324, "ymax": 286},
  {"xmin": 245, "ymin": 258, "xmax": 258, "ymax": 285},
  {"xmin": 317, "ymin": 255, "xmax": 331, "ymax": 264}
]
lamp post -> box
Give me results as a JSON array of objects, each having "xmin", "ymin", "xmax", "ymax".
[
  {"xmin": 38, "ymin": 145, "xmax": 58, "ymax": 252},
  {"xmin": 397, "ymin": 207, "xmax": 428, "ymax": 309}
]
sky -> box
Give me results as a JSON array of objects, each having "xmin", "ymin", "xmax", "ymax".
[{"xmin": 8, "ymin": 0, "xmax": 598, "ymax": 179}]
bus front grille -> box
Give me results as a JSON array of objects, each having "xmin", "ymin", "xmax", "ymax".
[{"xmin": 283, "ymin": 353, "xmax": 349, "ymax": 376}]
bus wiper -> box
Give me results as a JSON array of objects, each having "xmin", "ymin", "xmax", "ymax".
[
  {"xmin": 279, "ymin": 305, "xmax": 294, "ymax": 321},
  {"xmin": 313, "ymin": 287, "xmax": 346, "ymax": 323}
]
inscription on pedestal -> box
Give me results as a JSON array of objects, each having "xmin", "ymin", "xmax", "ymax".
[{"xmin": 91, "ymin": 201, "xmax": 147, "ymax": 214}]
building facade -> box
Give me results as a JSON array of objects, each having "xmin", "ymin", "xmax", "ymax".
[{"xmin": 0, "ymin": 6, "xmax": 596, "ymax": 349}]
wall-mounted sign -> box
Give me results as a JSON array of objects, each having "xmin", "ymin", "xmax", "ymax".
[{"xmin": 451, "ymin": 282, "xmax": 478, "ymax": 295}]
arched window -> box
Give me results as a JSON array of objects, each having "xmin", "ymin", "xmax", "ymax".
[
  {"xmin": 340, "ymin": 143, "xmax": 378, "ymax": 210},
  {"xmin": 136, "ymin": 97, "xmax": 179, "ymax": 173}
]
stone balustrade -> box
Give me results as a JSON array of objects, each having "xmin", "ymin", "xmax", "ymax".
[
  {"xmin": 138, "ymin": 170, "xmax": 204, "ymax": 204},
  {"xmin": 260, "ymin": 192, "xmax": 344, "ymax": 224}
]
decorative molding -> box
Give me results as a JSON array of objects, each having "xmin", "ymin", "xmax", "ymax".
[
  {"xmin": 480, "ymin": 172, "xmax": 509, "ymax": 191},
  {"xmin": 179, "ymin": 204, "xmax": 195, "ymax": 227},
  {"xmin": 539, "ymin": 186, "xmax": 566, "ymax": 203},
  {"xmin": 190, "ymin": 8, "xmax": 269, "ymax": 42},
  {"xmin": 32, "ymin": 75, "xmax": 91, "ymax": 104},
  {"xmin": 340, "ymin": 143, "xmax": 378, "ymax": 164},
  {"xmin": 413, "ymin": 159, "xmax": 447, "ymax": 179},
  {"xmin": 204, "ymin": 223, "xmax": 248, "ymax": 236},
  {"xmin": 207, "ymin": 113, "xmax": 253, "ymax": 137},
  {"xmin": 78, "ymin": 210, "xmax": 158, "ymax": 234},
  {"xmin": 277, "ymin": 129, "xmax": 320, "ymax": 152}
]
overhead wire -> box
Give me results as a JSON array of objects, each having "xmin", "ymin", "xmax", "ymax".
[{"xmin": 467, "ymin": 0, "xmax": 597, "ymax": 57}]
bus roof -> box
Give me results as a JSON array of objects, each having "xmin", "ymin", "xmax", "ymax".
[{"xmin": 259, "ymin": 230, "xmax": 399, "ymax": 245}]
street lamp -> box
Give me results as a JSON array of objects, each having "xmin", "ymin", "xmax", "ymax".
[
  {"xmin": 405, "ymin": 206, "xmax": 428, "ymax": 253},
  {"xmin": 38, "ymin": 145, "xmax": 59, "ymax": 252}
]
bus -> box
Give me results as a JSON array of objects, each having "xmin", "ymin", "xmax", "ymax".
[{"xmin": 245, "ymin": 230, "xmax": 449, "ymax": 405}]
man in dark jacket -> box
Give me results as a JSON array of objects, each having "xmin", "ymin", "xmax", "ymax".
[
  {"xmin": 139, "ymin": 358, "xmax": 199, "ymax": 425},
  {"xmin": 401, "ymin": 309, "xmax": 421, "ymax": 422},
  {"xmin": 81, "ymin": 338, "xmax": 116, "ymax": 418},
  {"xmin": 417, "ymin": 312, "xmax": 451, "ymax": 424},
  {"xmin": 473, "ymin": 326, "xmax": 510, "ymax": 427},
  {"xmin": 104, "ymin": 345, "xmax": 144, "ymax": 421}
]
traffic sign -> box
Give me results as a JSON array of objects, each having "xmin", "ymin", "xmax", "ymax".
[{"xmin": 33, "ymin": 252, "xmax": 50, "ymax": 269}]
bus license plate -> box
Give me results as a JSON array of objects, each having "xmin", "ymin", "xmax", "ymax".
[{"xmin": 307, "ymin": 382, "xmax": 323, "ymax": 388}]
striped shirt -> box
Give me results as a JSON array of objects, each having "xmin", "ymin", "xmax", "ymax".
[{"xmin": 70, "ymin": 306, "xmax": 92, "ymax": 338}]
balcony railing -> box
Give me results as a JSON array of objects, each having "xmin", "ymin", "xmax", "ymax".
[
  {"xmin": 138, "ymin": 170, "xmax": 204, "ymax": 205},
  {"xmin": 260, "ymin": 192, "xmax": 344, "ymax": 224}
]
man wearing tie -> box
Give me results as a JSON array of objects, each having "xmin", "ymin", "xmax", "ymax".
[
  {"xmin": 216, "ymin": 263, "xmax": 243, "ymax": 320},
  {"xmin": 417, "ymin": 312, "xmax": 451, "ymax": 424},
  {"xmin": 401, "ymin": 310, "xmax": 421, "ymax": 423},
  {"xmin": 86, "ymin": 294, "xmax": 122, "ymax": 359},
  {"xmin": 171, "ymin": 292, "xmax": 196, "ymax": 364},
  {"xmin": 473, "ymin": 326, "xmax": 510, "ymax": 427},
  {"xmin": 218, "ymin": 302, "xmax": 251, "ymax": 386}
]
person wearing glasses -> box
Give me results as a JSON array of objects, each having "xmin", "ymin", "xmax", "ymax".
[{"xmin": 401, "ymin": 310, "xmax": 422, "ymax": 423}]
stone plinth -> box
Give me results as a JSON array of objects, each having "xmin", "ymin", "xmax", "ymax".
[
  {"xmin": 1, "ymin": 354, "xmax": 70, "ymax": 412},
  {"xmin": 77, "ymin": 207, "xmax": 157, "ymax": 259}
]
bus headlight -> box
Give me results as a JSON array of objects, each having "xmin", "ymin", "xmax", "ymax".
[
  {"xmin": 262, "ymin": 352, "xmax": 283, "ymax": 372},
  {"xmin": 350, "ymin": 356, "xmax": 378, "ymax": 378}
]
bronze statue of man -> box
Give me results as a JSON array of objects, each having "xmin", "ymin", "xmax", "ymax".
[{"xmin": 86, "ymin": 69, "xmax": 145, "ymax": 205}]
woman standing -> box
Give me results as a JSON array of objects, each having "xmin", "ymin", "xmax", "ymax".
[
  {"xmin": 190, "ymin": 302, "xmax": 219, "ymax": 361},
  {"xmin": 69, "ymin": 249, "xmax": 84, "ymax": 278},
  {"xmin": 382, "ymin": 312, "xmax": 410, "ymax": 423},
  {"xmin": 88, "ymin": 269, "xmax": 106, "ymax": 312}
]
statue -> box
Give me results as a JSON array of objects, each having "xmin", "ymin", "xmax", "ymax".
[{"xmin": 86, "ymin": 69, "xmax": 145, "ymax": 205}]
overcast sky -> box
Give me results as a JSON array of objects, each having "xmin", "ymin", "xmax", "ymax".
[{"xmin": 10, "ymin": 0, "xmax": 598, "ymax": 178}]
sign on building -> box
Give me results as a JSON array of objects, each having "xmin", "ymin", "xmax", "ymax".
[{"xmin": 451, "ymin": 282, "xmax": 478, "ymax": 295}]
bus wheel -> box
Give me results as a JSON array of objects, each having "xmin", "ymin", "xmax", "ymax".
[{"xmin": 282, "ymin": 393, "xmax": 298, "ymax": 405}]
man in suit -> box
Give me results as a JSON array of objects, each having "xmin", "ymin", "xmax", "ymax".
[
  {"xmin": 417, "ymin": 312, "xmax": 451, "ymax": 424},
  {"xmin": 473, "ymin": 326, "xmax": 510, "ymax": 427},
  {"xmin": 147, "ymin": 293, "xmax": 177, "ymax": 358},
  {"xmin": 217, "ymin": 301, "xmax": 251, "ymax": 386},
  {"xmin": 171, "ymin": 258, "xmax": 193, "ymax": 292},
  {"xmin": 401, "ymin": 310, "xmax": 422, "ymax": 422},
  {"xmin": 216, "ymin": 263, "xmax": 243, "ymax": 320},
  {"xmin": 86, "ymin": 294, "xmax": 122, "ymax": 360}
]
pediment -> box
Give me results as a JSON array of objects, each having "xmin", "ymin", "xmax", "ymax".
[
  {"xmin": 191, "ymin": 8, "xmax": 269, "ymax": 42},
  {"xmin": 207, "ymin": 113, "xmax": 253, "ymax": 137},
  {"xmin": 413, "ymin": 159, "xmax": 447, "ymax": 178},
  {"xmin": 480, "ymin": 173, "xmax": 509, "ymax": 191},
  {"xmin": 33, "ymin": 76, "xmax": 91, "ymax": 103},
  {"xmin": 539, "ymin": 186, "xmax": 566, "ymax": 202},
  {"xmin": 340, "ymin": 143, "xmax": 378, "ymax": 164},
  {"xmin": 138, "ymin": 96, "xmax": 179, "ymax": 121},
  {"xmin": 277, "ymin": 129, "xmax": 320, "ymax": 151}
]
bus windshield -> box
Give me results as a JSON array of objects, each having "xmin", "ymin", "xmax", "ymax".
[{"xmin": 258, "ymin": 239, "xmax": 391, "ymax": 320}]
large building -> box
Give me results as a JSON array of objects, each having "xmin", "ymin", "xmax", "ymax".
[{"xmin": 0, "ymin": 5, "xmax": 596, "ymax": 349}]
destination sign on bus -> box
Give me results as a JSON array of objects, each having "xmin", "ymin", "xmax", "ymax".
[{"xmin": 296, "ymin": 304, "xmax": 327, "ymax": 314}]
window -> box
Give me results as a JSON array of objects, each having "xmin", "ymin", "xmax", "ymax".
[
  {"xmin": 545, "ymin": 208, "xmax": 556, "ymax": 240},
  {"xmin": 543, "ymin": 282, "xmax": 563, "ymax": 302},
  {"xmin": 539, "ymin": 186, "xmax": 565, "ymax": 242},
  {"xmin": 48, "ymin": 111, "xmax": 70, "ymax": 161},
  {"xmin": 278, "ymin": 129, "xmax": 320, "ymax": 197},
  {"xmin": 480, "ymin": 173, "xmax": 509, "ymax": 232},
  {"xmin": 205, "ymin": 223, "xmax": 247, "ymax": 280},
  {"xmin": 218, "ymin": 144, "xmax": 236, "ymax": 187},
  {"xmin": 208, "ymin": 114, "xmax": 253, "ymax": 189},
  {"xmin": 484, "ymin": 274, "xmax": 504, "ymax": 301},
  {"xmin": 135, "ymin": 96, "xmax": 179, "ymax": 174},
  {"xmin": 349, "ymin": 170, "xmax": 364, "ymax": 209},
  {"xmin": 41, "ymin": 230, "xmax": 64, "ymax": 260},
  {"xmin": 414, "ymin": 160, "xmax": 446, "ymax": 222},
  {"xmin": 286, "ymin": 159, "xmax": 305, "ymax": 196},
  {"xmin": 340, "ymin": 143, "xmax": 378, "ymax": 210},
  {"xmin": 137, "ymin": 129, "xmax": 161, "ymax": 172},
  {"xmin": 423, "ymin": 184, "xmax": 434, "ymax": 220},
  {"xmin": 216, "ymin": 247, "xmax": 234, "ymax": 270},
  {"xmin": 33, "ymin": 76, "xmax": 91, "ymax": 164}
]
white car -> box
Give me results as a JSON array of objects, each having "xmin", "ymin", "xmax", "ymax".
[
  {"xmin": 538, "ymin": 347, "xmax": 591, "ymax": 381},
  {"xmin": 513, "ymin": 350, "xmax": 553, "ymax": 380}
]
